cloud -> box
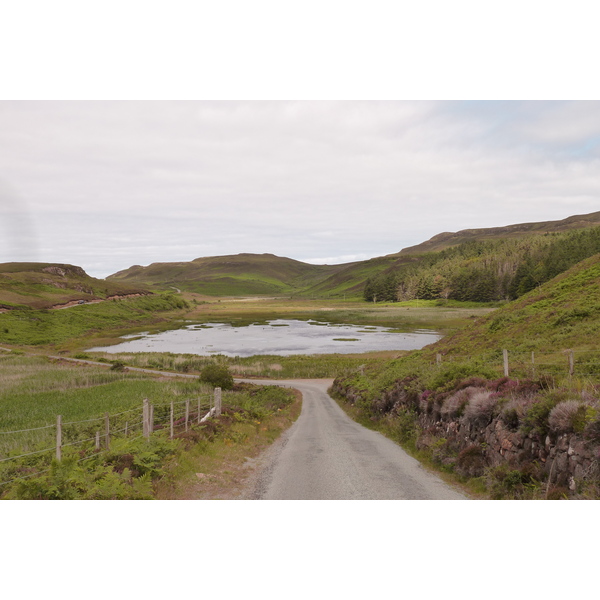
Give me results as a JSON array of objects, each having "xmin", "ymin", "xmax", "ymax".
[{"xmin": 1, "ymin": 101, "xmax": 599, "ymax": 277}]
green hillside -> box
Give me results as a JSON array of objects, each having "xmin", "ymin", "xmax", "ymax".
[
  {"xmin": 343, "ymin": 252, "xmax": 600, "ymax": 395},
  {"xmin": 431, "ymin": 252, "xmax": 600, "ymax": 359},
  {"xmin": 363, "ymin": 225, "xmax": 600, "ymax": 303},
  {"xmin": 108, "ymin": 253, "xmax": 348, "ymax": 296},
  {"xmin": 0, "ymin": 262, "xmax": 148, "ymax": 310}
]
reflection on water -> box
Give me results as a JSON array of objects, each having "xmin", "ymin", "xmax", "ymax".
[{"xmin": 87, "ymin": 319, "xmax": 442, "ymax": 357}]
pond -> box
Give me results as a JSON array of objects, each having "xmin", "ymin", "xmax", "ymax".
[{"xmin": 88, "ymin": 319, "xmax": 442, "ymax": 357}]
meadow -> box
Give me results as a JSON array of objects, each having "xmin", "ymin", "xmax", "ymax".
[{"xmin": 0, "ymin": 349, "xmax": 296, "ymax": 499}]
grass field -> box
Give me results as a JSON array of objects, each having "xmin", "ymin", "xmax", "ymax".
[{"xmin": 0, "ymin": 349, "xmax": 297, "ymax": 499}]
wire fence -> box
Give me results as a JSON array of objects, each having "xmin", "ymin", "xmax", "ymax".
[
  {"xmin": 0, "ymin": 387, "xmax": 223, "ymax": 489},
  {"xmin": 433, "ymin": 348, "xmax": 600, "ymax": 381}
]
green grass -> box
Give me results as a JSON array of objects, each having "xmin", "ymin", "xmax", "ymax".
[
  {"xmin": 0, "ymin": 351, "xmax": 297, "ymax": 500},
  {"xmin": 0, "ymin": 261, "xmax": 147, "ymax": 309},
  {"xmin": 85, "ymin": 349, "xmax": 403, "ymax": 380},
  {"xmin": 0, "ymin": 293, "xmax": 189, "ymax": 347},
  {"xmin": 0, "ymin": 353, "xmax": 210, "ymax": 454}
]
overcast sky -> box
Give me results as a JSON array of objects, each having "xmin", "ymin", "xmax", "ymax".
[{"xmin": 1, "ymin": 100, "xmax": 599, "ymax": 278}]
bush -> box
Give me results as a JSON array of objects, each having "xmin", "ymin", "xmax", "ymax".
[
  {"xmin": 199, "ymin": 362, "xmax": 234, "ymax": 390},
  {"xmin": 548, "ymin": 400, "xmax": 597, "ymax": 434},
  {"xmin": 455, "ymin": 444, "xmax": 487, "ymax": 478},
  {"xmin": 463, "ymin": 390, "xmax": 497, "ymax": 426},
  {"xmin": 500, "ymin": 396, "xmax": 536, "ymax": 431},
  {"xmin": 428, "ymin": 362, "xmax": 497, "ymax": 393},
  {"xmin": 521, "ymin": 390, "xmax": 570, "ymax": 437},
  {"xmin": 441, "ymin": 386, "xmax": 478, "ymax": 419}
]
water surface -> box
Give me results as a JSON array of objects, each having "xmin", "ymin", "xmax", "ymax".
[{"xmin": 88, "ymin": 319, "xmax": 442, "ymax": 357}]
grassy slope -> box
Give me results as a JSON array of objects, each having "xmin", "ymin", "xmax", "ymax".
[
  {"xmin": 0, "ymin": 293, "xmax": 189, "ymax": 348},
  {"xmin": 428, "ymin": 252, "xmax": 600, "ymax": 359},
  {"xmin": 108, "ymin": 253, "xmax": 346, "ymax": 296},
  {"xmin": 343, "ymin": 252, "xmax": 600, "ymax": 400},
  {"xmin": 304, "ymin": 255, "xmax": 402, "ymax": 295},
  {"xmin": 0, "ymin": 262, "xmax": 148, "ymax": 310}
]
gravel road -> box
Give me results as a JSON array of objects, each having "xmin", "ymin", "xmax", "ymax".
[{"xmin": 239, "ymin": 378, "xmax": 468, "ymax": 500}]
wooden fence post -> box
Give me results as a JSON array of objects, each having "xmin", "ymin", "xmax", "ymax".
[
  {"xmin": 503, "ymin": 349, "xmax": 509, "ymax": 377},
  {"xmin": 56, "ymin": 415, "xmax": 62, "ymax": 461},
  {"xmin": 197, "ymin": 396, "xmax": 201, "ymax": 424},
  {"xmin": 104, "ymin": 413, "xmax": 110, "ymax": 449},
  {"xmin": 149, "ymin": 404, "xmax": 154, "ymax": 435},
  {"xmin": 125, "ymin": 421, "xmax": 128, "ymax": 437},
  {"xmin": 143, "ymin": 399, "xmax": 149, "ymax": 439},
  {"xmin": 185, "ymin": 399, "xmax": 190, "ymax": 432},
  {"xmin": 170, "ymin": 400, "xmax": 174, "ymax": 439},
  {"xmin": 569, "ymin": 350, "xmax": 575, "ymax": 377},
  {"xmin": 214, "ymin": 387, "xmax": 222, "ymax": 417},
  {"xmin": 95, "ymin": 431, "xmax": 100, "ymax": 451}
]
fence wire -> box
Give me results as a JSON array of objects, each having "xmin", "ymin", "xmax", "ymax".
[{"xmin": 0, "ymin": 393, "xmax": 217, "ymax": 491}]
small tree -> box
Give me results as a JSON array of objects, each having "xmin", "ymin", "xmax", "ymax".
[{"xmin": 199, "ymin": 362, "xmax": 234, "ymax": 390}]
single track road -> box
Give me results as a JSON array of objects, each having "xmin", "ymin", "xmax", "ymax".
[{"xmin": 239, "ymin": 378, "xmax": 468, "ymax": 500}]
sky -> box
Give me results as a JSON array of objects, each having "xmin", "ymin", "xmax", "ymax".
[{"xmin": 1, "ymin": 99, "xmax": 600, "ymax": 279}]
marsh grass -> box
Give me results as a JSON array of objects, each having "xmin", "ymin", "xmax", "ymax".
[
  {"xmin": 0, "ymin": 353, "xmax": 213, "ymax": 456},
  {"xmin": 85, "ymin": 349, "xmax": 404, "ymax": 380}
]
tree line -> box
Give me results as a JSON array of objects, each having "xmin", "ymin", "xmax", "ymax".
[{"xmin": 363, "ymin": 226, "xmax": 600, "ymax": 303}]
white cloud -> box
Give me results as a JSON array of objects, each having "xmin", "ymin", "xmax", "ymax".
[{"xmin": 1, "ymin": 101, "xmax": 600, "ymax": 277}]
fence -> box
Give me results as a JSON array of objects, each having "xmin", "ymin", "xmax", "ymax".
[
  {"xmin": 0, "ymin": 387, "xmax": 223, "ymax": 490},
  {"xmin": 434, "ymin": 348, "xmax": 600, "ymax": 380}
]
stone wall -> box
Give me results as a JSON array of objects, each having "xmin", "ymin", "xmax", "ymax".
[{"xmin": 331, "ymin": 378, "xmax": 600, "ymax": 495}]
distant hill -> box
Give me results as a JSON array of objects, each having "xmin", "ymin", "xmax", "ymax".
[
  {"xmin": 0, "ymin": 262, "xmax": 149, "ymax": 310},
  {"xmin": 107, "ymin": 253, "xmax": 350, "ymax": 296},
  {"xmin": 398, "ymin": 211, "xmax": 600, "ymax": 255},
  {"xmin": 106, "ymin": 211, "xmax": 600, "ymax": 299}
]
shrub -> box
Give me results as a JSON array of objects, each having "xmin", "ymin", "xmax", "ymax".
[
  {"xmin": 500, "ymin": 396, "xmax": 536, "ymax": 431},
  {"xmin": 548, "ymin": 400, "xmax": 597, "ymax": 434},
  {"xmin": 455, "ymin": 444, "xmax": 487, "ymax": 478},
  {"xmin": 521, "ymin": 390, "xmax": 570, "ymax": 437},
  {"xmin": 389, "ymin": 407, "xmax": 418, "ymax": 445},
  {"xmin": 487, "ymin": 464, "xmax": 540, "ymax": 499},
  {"xmin": 428, "ymin": 362, "xmax": 497, "ymax": 394},
  {"xmin": 463, "ymin": 390, "xmax": 497, "ymax": 426},
  {"xmin": 441, "ymin": 386, "xmax": 479, "ymax": 419},
  {"xmin": 199, "ymin": 362, "xmax": 234, "ymax": 390}
]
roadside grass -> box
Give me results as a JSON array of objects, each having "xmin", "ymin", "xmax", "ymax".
[
  {"xmin": 0, "ymin": 351, "xmax": 298, "ymax": 499},
  {"xmin": 155, "ymin": 386, "xmax": 301, "ymax": 499},
  {"xmin": 0, "ymin": 352, "xmax": 212, "ymax": 456}
]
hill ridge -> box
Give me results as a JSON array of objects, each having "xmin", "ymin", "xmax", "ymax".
[{"xmin": 399, "ymin": 210, "xmax": 600, "ymax": 255}]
